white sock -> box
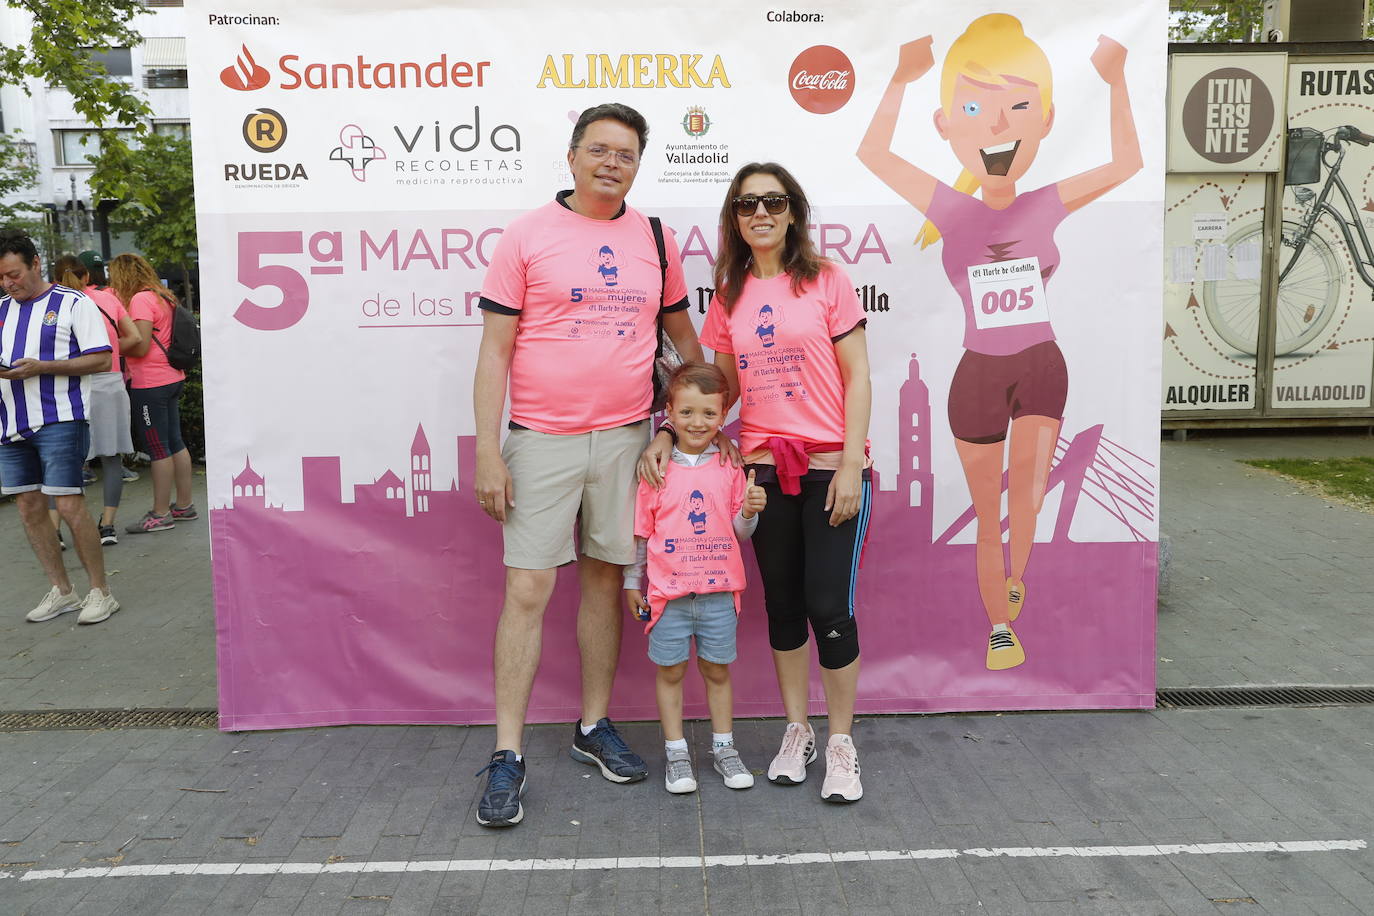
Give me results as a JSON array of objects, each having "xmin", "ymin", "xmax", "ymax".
[
  {"xmin": 665, "ymin": 738, "xmax": 688, "ymax": 752},
  {"xmin": 829, "ymin": 733, "xmax": 853, "ymax": 746},
  {"xmin": 712, "ymin": 732, "xmax": 733, "ymax": 749},
  {"xmin": 580, "ymin": 721, "xmax": 596, "ymax": 736},
  {"xmin": 992, "ymin": 622, "xmax": 1009, "ymax": 634}
]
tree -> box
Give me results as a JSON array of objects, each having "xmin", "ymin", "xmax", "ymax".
[
  {"xmin": 0, "ymin": 129, "xmax": 40, "ymax": 221},
  {"xmin": 0, "ymin": 0, "xmax": 155, "ymax": 205},
  {"xmin": 1170, "ymin": 0, "xmax": 1374, "ymax": 41},
  {"xmin": 90, "ymin": 133, "xmax": 197, "ymax": 304}
]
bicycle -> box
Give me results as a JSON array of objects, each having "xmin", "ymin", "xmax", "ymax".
[{"xmin": 1202, "ymin": 125, "xmax": 1374, "ymax": 357}]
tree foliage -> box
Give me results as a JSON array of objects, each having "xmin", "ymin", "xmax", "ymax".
[
  {"xmin": 91, "ymin": 133, "xmax": 196, "ymax": 281},
  {"xmin": 0, "ymin": 129, "xmax": 41, "ymax": 221},
  {"xmin": 0, "ymin": 0, "xmax": 154, "ymax": 203},
  {"xmin": 1170, "ymin": 0, "xmax": 1374, "ymax": 41}
]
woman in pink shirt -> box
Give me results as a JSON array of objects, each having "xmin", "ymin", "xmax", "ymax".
[
  {"xmin": 645, "ymin": 162, "xmax": 873, "ymax": 803},
  {"xmin": 111, "ymin": 253, "xmax": 196, "ymax": 534},
  {"xmin": 51, "ymin": 255, "xmax": 139, "ymax": 545},
  {"xmin": 858, "ymin": 14, "xmax": 1141, "ymax": 670}
]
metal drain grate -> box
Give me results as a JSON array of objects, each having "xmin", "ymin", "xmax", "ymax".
[
  {"xmin": 0, "ymin": 708, "xmax": 218, "ymax": 732},
  {"xmin": 1157, "ymin": 686, "xmax": 1374, "ymax": 709}
]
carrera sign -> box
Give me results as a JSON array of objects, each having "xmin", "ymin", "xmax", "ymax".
[{"xmin": 219, "ymin": 45, "xmax": 492, "ymax": 91}]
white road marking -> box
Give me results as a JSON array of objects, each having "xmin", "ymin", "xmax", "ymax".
[{"xmin": 3, "ymin": 839, "xmax": 1364, "ymax": 882}]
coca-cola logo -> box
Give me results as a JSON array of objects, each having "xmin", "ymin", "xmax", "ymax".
[
  {"xmin": 221, "ymin": 45, "xmax": 271, "ymax": 91},
  {"xmin": 789, "ymin": 45, "xmax": 854, "ymax": 114}
]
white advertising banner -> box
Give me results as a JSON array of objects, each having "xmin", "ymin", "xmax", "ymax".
[{"xmin": 189, "ymin": 0, "xmax": 1166, "ymax": 728}]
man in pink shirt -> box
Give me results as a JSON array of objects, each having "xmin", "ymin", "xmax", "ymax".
[{"xmin": 471, "ymin": 103, "xmax": 704, "ymax": 827}]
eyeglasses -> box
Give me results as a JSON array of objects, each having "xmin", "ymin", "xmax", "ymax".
[
  {"xmin": 732, "ymin": 194, "xmax": 790, "ymax": 216},
  {"xmin": 575, "ymin": 144, "xmax": 639, "ymax": 167}
]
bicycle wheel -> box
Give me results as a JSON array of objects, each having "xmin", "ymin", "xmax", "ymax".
[{"xmin": 1201, "ymin": 220, "xmax": 1342, "ymax": 356}]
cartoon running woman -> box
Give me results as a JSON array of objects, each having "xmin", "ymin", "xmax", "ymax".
[
  {"xmin": 597, "ymin": 245, "xmax": 619, "ymax": 286},
  {"xmin": 857, "ymin": 14, "xmax": 1140, "ymax": 671}
]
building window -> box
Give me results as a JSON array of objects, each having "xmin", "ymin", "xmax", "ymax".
[
  {"xmin": 152, "ymin": 121, "xmax": 190, "ymax": 139},
  {"xmin": 53, "ymin": 129, "xmax": 136, "ymax": 167},
  {"xmin": 144, "ymin": 68, "xmax": 187, "ymax": 89},
  {"xmin": 142, "ymin": 38, "xmax": 187, "ymax": 89},
  {"xmin": 84, "ymin": 48, "xmax": 132, "ymax": 77}
]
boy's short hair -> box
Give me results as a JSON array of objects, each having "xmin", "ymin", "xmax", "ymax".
[{"xmin": 668, "ymin": 362, "xmax": 728, "ymax": 400}]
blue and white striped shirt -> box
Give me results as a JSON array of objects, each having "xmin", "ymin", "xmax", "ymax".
[{"xmin": 0, "ymin": 285, "xmax": 112, "ymax": 442}]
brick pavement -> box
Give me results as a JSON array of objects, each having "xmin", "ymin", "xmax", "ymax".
[{"xmin": 3, "ymin": 431, "xmax": 1374, "ymax": 913}]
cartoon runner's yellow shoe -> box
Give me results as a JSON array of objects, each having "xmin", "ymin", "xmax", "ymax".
[
  {"xmin": 986, "ymin": 624, "xmax": 1025, "ymax": 671},
  {"xmin": 1006, "ymin": 578, "xmax": 1026, "ymax": 622}
]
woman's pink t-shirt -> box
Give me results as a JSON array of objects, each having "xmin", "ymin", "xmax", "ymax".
[
  {"xmin": 633, "ymin": 458, "xmax": 747, "ymax": 629},
  {"xmin": 700, "ymin": 264, "xmax": 864, "ymax": 455},
  {"xmin": 125, "ymin": 290, "xmax": 186, "ymax": 390},
  {"xmin": 84, "ymin": 286, "xmax": 128, "ymax": 364}
]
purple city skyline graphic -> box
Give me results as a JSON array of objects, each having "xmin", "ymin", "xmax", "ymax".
[{"xmin": 212, "ymin": 356, "xmax": 1157, "ymax": 731}]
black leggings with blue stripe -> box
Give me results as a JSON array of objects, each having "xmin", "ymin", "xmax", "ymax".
[{"xmin": 749, "ymin": 466, "xmax": 871, "ymax": 669}]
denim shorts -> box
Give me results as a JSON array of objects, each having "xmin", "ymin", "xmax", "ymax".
[
  {"xmin": 648, "ymin": 591, "xmax": 739, "ymax": 666},
  {"xmin": 0, "ymin": 420, "xmax": 90, "ymax": 496}
]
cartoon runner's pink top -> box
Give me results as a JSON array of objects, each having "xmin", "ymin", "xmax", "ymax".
[
  {"xmin": 632, "ymin": 456, "xmax": 747, "ymax": 629},
  {"xmin": 480, "ymin": 197, "xmax": 689, "ymax": 435},
  {"xmin": 700, "ymin": 264, "xmax": 864, "ymax": 456},
  {"xmin": 925, "ymin": 181, "xmax": 1067, "ymax": 357}
]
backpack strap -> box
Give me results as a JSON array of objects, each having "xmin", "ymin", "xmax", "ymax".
[{"xmin": 648, "ymin": 216, "xmax": 668, "ymax": 352}]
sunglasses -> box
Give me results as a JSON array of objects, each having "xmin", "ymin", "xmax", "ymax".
[{"xmin": 732, "ymin": 193, "xmax": 790, "ymax": 216}]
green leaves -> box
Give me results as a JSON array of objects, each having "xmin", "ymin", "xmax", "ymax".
[{"xmin": 91, "ymin": 133, "xmax": 197, "ymax": 275}]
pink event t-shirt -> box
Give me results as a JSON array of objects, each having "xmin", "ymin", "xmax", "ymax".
[
  {"xmin": 84, "ymin": 286, "xmax": 128, "ymax": 365},
  {"xmin": 480, "ymin": 196, "xmax": 689, "ymax": 434},
  {"xmin": 924, "ymin": 181, "xmax": 1068, "ymax": 356},
  {"xmin": 125, "ymin": 290, "xmax": 186, "ymax": 390},
  {"xmin": 700, "ymin": 264, "xmax": 864, "ymax": 455},
  {"xmin": 633, "ymin": 458, "xmax": 747, "ymax": 630}
]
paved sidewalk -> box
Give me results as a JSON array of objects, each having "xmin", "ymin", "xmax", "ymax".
[{"xmin": 3, "ymin": 432, "xmax": 1374, "ymax": 913}]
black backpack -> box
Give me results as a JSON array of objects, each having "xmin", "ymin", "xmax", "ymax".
[{"xmin": 152, "ymin": 297, "xmax": 202, "ymax": 371}]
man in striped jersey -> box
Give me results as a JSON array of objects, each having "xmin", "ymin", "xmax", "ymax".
[{"xmin": 0, "ymin": 230, "xmax": 121, "ymax": 625}]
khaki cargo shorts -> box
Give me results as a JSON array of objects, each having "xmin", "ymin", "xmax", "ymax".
[{"xmin": 501, "ymin": 421, "xmax": 647, "ymax": 569}]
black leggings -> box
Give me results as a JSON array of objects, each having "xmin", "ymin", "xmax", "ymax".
[{"xmin": 750, "ymin": 467, "xmax": 871, "ymax": 669}]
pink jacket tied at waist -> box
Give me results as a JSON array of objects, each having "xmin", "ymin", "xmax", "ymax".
[{"xmin": 765, "ymin": 437, "xmax": 845, "ymax": 495}]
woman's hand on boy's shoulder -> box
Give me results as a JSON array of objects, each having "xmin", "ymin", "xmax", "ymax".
[{"xmin": 714, "ymin": 432, "xmax": 741, "ymax": 467}]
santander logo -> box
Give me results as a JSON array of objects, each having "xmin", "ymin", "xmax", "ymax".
[
  {"xmin": 788, "ymin": 45, "xmax": 855, "ymax": 115},
  {"xmin": 221, "ymin": 45, "xmax": 271, "ymax": 91}
]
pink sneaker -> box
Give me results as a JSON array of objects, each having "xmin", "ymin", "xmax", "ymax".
[
  {"xmin": 821, "ymin": 734, "xmax": 862, "ymax": 803},
  {"xmin": 767, "ymin": 722, "xmax": 816, "ymax": 785}
]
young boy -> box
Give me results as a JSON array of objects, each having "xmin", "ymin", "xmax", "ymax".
[{"xmin": 625, "ymin": 363, "xmax": 767, "ymax": 793}]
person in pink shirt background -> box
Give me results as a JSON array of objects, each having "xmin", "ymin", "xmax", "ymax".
[
  {"xmin": 858, "ymin": 14, "xmax": 1141, "ymax": 671},
  {"xmin": 644, "ymin": 162, "xmax": 873, "ymax": 804},
  {"xmin": 112, "ymin": 253, "xmax": 197, "ymax": 535},
  {"xmin": 50, "ymin": 255, "xmax": 138, "ymax": 546}
]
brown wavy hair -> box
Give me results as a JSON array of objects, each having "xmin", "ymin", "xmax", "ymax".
[
  {"xmin": 667, "ymin": 361, "xmax": 728, "ymax": 401},
  {"xmin": 52, "ymin": 254, "xmax": 89, "ymax": 290},
  {"xmin": 712, "ymin": 162, "xmax": 825, "ymax": 312},
  {"xmin": 109, "ymin": 253, "xmax": 177, "ymax": 310}
]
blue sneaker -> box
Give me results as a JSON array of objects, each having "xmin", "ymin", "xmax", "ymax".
[
  {"xmin": 570, "ymin": 718, "xmax": 648, "ymax": 783},
  {"xmin": 475, "ymin": 750, "xmax": 526, "ymax": 827}
]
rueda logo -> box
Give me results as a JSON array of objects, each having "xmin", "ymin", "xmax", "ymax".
[
  {"xmin": 221, "ymin": 45, "xmax": 271, "ymax": 91},
  {"xmin": 789, "ymin": 45, "xmax": 854, "ymax": 114},
  {"xmin": 242, "ymin": 108, "xmax": 287, "ymax": 153}
]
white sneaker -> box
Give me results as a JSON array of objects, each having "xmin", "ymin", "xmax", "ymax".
[
  {"xmin": 664, "ymin": 745, "xmax": 697, "ymax": 794},
  {"xmin": 712, "ymin": 745, "xmax": 754, "ymax": 789},
  {"xmin": 78, "ymin": 588, "xmax": 120, "ymax": 625},
  {"xmin": 767, "ymin": 721, "xmax": 817, "ymax": 785},
  {"xmin": 27, "ymin": 586, "xmax": 81, "ymax": 622},
  {"xmin": 821, "ymin": 734, "xmax": 863, "ymax": 803}
]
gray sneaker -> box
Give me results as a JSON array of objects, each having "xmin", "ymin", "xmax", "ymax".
[
  {"xmin": 712, "ymin": 745, "xmax": 754, "ymax": 790},
  {"xmin": 26, "ymin": 586, "xmax": 81, "ymax": 623},
  {"xmin": 664, "ymin": 745, "xmax": 697, "ymax": 794}
]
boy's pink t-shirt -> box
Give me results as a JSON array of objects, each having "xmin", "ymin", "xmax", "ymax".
[
  {"xmin": 125, "ymin": 290, "xmax": 186, "ymax": 390},
  {"xmin": 633, "ymin": 458, "xmax": 747, "ymax": 631},
  {"xmin": 480, "ymin": 197, "xmax": 689, "ymax": 434},
  {"xmin": 700, "ymin": 264, "xmax": 864, "ymax": 455},
  {"xmin": 84, "ymin": 286, "xmax": 128, "ymax": 364}
]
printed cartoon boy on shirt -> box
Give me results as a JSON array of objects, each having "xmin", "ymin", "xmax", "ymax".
[
  {"xmin": 595, "ymin": 246, "xmax": 619, "ymax": 286},
  {"xmin": 684, "ymin": 489, "xmax": 711, "ymax": 535},
  {"xmin": 755, "ymin": 303, "xmax": 780, "ymax": 347}
]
